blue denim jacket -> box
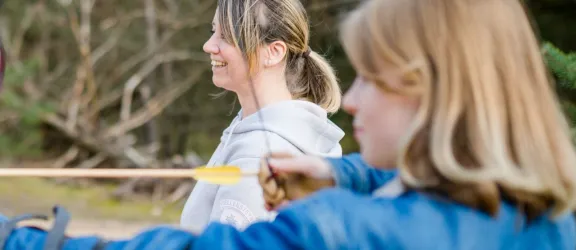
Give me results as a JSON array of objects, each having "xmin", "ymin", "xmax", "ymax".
[{"xmin": 1, "ymin": 153, "xmax": 575, "ymax": 249}]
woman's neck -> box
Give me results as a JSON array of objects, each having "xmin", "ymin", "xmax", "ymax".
[{"xmin": 236, "ymin": 72, "xmax": 292, "ymax": 118}]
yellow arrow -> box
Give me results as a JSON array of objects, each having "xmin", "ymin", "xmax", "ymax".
[{"xmin": 0, "ymin": 166, "xmax": 258, "ymax": 185}]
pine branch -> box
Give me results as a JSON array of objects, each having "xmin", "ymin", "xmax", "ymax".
[
  {"xmin": 561, "ymin": 100, "xmax": 576, "ymax": 126},
  {"xmin": 542, "ymin": 42, "xmax": 576, "ymax": 90},
  {"xmin": 542, "ymin": 43, "xmax": 576, "ymax": 130}
]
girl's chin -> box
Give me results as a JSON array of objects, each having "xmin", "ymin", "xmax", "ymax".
[{"xmin": 360, "ymin": 149, "xmax": 396, "ymax": 169}]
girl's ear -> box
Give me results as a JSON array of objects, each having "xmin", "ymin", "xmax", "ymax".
[{"xmin": 264, "ymin": 41, "xmax": 287, "ymax": 67}]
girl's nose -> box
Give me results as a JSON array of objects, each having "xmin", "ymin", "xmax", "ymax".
[
  {"xmin": 342, "ymin": 94, "xmax": 357, "ymax": 115},
  {"xmin": 342, "ymin": 78, "xmax": 360, "ymax": 115}
]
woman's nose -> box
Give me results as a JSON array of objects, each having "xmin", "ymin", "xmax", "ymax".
[{"xmin": 203, "ymin": 35, "xmax": 219, "ymax": 55}]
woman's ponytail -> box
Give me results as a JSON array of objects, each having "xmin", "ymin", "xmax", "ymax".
[{"xmin": 289, "ymin": 48, "xmax": 341, "ymax": 114}]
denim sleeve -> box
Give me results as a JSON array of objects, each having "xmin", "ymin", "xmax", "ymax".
[
  {"xmin": 0, "ymin": 223, "xmax": 103, "ymax": 250},
  {"xmin": 0, "ymin": 217, "xmax": 307, "ymax": 250},
  {"xmin": 189, "ymin": 189, "xmax": 382, "ymax": 250},
  {"xmin": 188, "ymin": 191, "xmax": 348, "ymax": 250},
  {"xmin": 101, "ymin": 191, "xmax": 348, "ymax": 250},
  {"xmin": 102, "ymin": 205, "xmax": 320, "ymax": 250},
  {"xmin": 0, "ymin": 208, "xmax": 104, "ymax": 250},
  {"xmin": 0, "ymin": 190, "xmax": 383, "ymax": 250},
  {"xmin": 325, "ymin": 153, "xmax": 397, "ymax": 194}
]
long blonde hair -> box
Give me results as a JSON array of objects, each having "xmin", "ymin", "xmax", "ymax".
[
  {"xmin": 340, "ymin": 0, "xmax": 576, "ymax": 219},
  {"xmin": 217, "ymin": 0, "xmax": 341, "ymax": 113}
]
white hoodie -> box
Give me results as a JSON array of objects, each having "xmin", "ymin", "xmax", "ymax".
[{"xmin": 180, "ymin": 100, "xmax": 344, "ymax": 232}]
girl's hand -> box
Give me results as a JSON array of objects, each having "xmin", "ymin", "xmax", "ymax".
[{"xmin": 258, "ymin": 153, "xmax": 335, "ymax": 211}]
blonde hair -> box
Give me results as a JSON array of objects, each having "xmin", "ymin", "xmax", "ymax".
[
  {"xmin": 217, "ymin": 0, "xmax": 341, "ymax": 113},
  {"xmin": 341, "ymin": 0, "xmax": 576, "ymax": 219}
]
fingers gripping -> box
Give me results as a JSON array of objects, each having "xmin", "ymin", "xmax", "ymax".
[
  {"xmin": 258, "ymin": 153, "xmax": 289, "ymax": 209},
  {"xmin": 258, "ymin": 153, "xmax": 335, "ymax": 210}
]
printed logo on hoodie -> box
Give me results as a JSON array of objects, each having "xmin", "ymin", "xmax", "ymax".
[{"xmin": 219, "ymin": 199, "xmax": 256, "ymax": 229}]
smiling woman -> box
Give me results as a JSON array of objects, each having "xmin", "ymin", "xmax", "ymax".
[{"xmin": 179, "ymin": 0, "xmax": 345, "ymax": 232}]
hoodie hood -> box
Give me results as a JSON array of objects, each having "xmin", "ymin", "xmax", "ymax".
[{"xmin": 222, "ymin": 100, "xmax": 345, "ymax": 156}]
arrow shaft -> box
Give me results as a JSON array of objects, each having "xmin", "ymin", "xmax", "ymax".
[{"xmin": 0, "ymin": 168, "xmax": 258, "ymax": 179}]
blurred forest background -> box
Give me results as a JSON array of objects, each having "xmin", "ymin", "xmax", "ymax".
[{"xmin": 0, "ymin": 0, "xmax": 574, "ymax": 228}]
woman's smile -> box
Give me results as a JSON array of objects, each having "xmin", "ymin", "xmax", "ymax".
[{"xmin": 211, "ymin": 59, "xmax": 228, "ymax": 70}]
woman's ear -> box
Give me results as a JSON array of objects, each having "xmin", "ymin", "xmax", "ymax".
[{"xmin": 264, "ymin": 41, "xmax": 287, "ymax": 67}]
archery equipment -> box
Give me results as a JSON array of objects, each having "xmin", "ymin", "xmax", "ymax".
[
  {"xmin": 0, "ymin": 165, "xmax": 257, "ymax": 185},
  {"xmin": 248, "ymin": 79, "xmax": 277, "ymax": 182},
  {"xmin": 257, "ymin": 153, "xmax": 335, "ymax": 210},
  {"xmin": 248, "ymin": 48, "xmax": 336, "ymax": 209}
]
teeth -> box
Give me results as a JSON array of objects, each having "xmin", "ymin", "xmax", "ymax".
[{"xmin": 211, "ymin": 60, "xmax": 227, "ymax": 67}]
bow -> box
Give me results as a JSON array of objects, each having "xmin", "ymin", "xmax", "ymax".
[{"xmin": 248, "ymin": 79, "xmax": 279, "ymax": 184}]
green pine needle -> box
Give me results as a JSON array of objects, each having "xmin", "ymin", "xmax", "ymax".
[
  {"xmin": 561, "ymin": 100, "xmax": 576, "ymax": 126},
  {"xmin": 542, "ymin": 42, "xmax": 576, "ymax": 89}
]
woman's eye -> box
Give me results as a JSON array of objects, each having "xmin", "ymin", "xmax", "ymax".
[{"xmin": 210, "ymin": 30, "xmax": 225, "ymax": 40}]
